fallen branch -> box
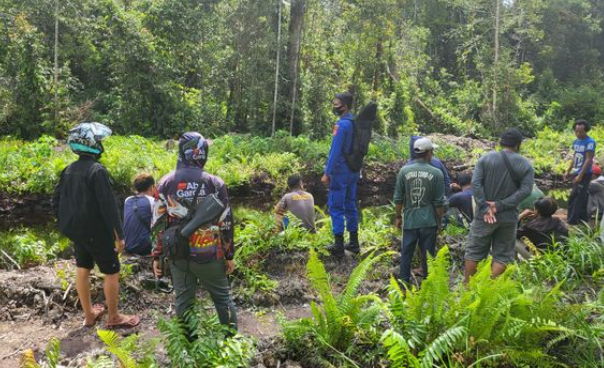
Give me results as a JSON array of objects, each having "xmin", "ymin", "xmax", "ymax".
[
  {"xmin": 0, "ymin": 338, "xmax": 31, "ymax": 361},
  {"xmin": 0, "ymin": 250, "xmax": 20, "ymax": 270}
]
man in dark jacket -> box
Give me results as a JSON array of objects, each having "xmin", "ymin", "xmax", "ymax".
[
  {"xmin": 52, "ymin": 122, "xmax": 139, "ymax": 328},
  {"xmin": 152, "ymin": 132, "xmax": 237, "ymax": 329},
  {"xmin": 322, "ymin": 92, "xmax": 361, "ymax": 256},
  {"xmin": 465, "ymin": 128, "xmax": 534, "ymax": 282}
]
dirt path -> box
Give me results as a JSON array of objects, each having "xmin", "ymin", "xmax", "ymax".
[{"xmin": 0, "ymin": 304, "xmax": 313, "ymax": 368}]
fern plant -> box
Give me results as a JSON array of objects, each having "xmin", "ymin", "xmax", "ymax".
[
  {"xmin": 283, "ymin": 248, "xmax": 387, "ymax": 366},
  {"xmin": 91, "ymin": 329, "xmax": 158, "ymax": 368},
  {"xmin": 158, "ymin": 307, "xmax": 255, "ymax": 368},
  {"xmin": 382, "ymin": 246, "xmax": 579, "ymax": 368},
  {"xmin": 20, "ymin": 338, "xmax": 61, "ymax": 368}
]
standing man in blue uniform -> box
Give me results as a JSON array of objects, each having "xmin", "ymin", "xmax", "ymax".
[{"xmin": 322, "ymin": 92, "xmax": 360, "ymax": 257}]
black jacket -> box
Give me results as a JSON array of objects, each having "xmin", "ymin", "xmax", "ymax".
[{"xmin": 52, "ymin": 156, "xmax": 124, "ymax": 241}]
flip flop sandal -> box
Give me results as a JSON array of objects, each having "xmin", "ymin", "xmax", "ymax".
[
  {"xmin": 106, "ymin": 315, "xmax": 140, "ymax": 329},
  {"xmin": 83, "ymin": 304, "xmax": 106, "ymax": 327}
]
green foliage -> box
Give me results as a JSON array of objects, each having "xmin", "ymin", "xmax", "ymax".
[
  {"xmin": 0, "ymin": 228, "xmax": 69, "ymax": 268},
  {"xmin": 158, "ymin": 307, "xmax": 255, "ymax": 368},
  {"xmin": 382, "ymin": 246, "xmax": 591, "ymax": 367},
  {"xmin": 283, "ymin": 249, "xmax": 386, "ymax": 367},
  {"xmin": 90, "ymin": 329, "xmax": 158, "ymax": 368},
  {"xmin": 20, "ymin": 338, "xmax": 61, "ymax": 368}
]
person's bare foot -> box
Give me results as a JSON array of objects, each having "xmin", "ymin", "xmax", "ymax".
[
  {"xmin": 106, "ymin": 314, "xmax": 140, "ymax": 329},
  {"xmin": 84, "ymin": 304, "xmax": 105, "ymax": 327}
]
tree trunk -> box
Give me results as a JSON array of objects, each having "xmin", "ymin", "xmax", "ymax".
[
  {"xmin": 287, "ymin": 0, "xmax": 306, "ymax": 135},
  {"xmin": 53, "ymin": 0, "xmax": 59, "ymax": 125},
  {"xmin": 372, "ymin": 37, "xmax": 383, "ymax": 98},
  {"xmin": 492, "ymin": 0, "xmax": 500, "ymax": 121},
  {"xmin": 271, "ymin": 0, "xmax": 283, "ymax": 137}
]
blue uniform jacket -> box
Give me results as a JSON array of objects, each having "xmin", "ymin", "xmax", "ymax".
[{"xmin": 325, "ymin": 113, "xmax": 354, "ymax": 176}]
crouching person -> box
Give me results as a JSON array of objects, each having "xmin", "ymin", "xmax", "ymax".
[{"xmin": 152, "ymin": 132, "xmax": 237, "ymax": 330}]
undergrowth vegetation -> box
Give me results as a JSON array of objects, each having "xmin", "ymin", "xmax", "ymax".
[
  {"xmin": 3, "ymin": 126, "xmax": 602, "ymax": 197},
  {"xmin": 1, "ymin": 132, "xmax": 457, "ymax": 195},
  {"xmin": 13, "ymin": 206, "xmax": 604, "ymax": 367}
]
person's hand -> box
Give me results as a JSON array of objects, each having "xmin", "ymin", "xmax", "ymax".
[
  {"xmin": 562, "ymin": 173, "xmax": 567, "ymax": 182},
  {"xmin": 483, "ymin": 207, "xmax": 497, "ymax": 224},
  {"xmin": 225, "ymin": 260, "xmax": 236, "ymax": 274},
  {"xmin": 395, "ymin": 217, "xmax": 403, "ymax": 230},
  {"xmin": 486, "ymin": 201, "xmax": 497, "ymax": 214},
  {"xmin": 115, "ymin": 238, "xmax": 125, "ymax": 254},
  {"xmin": 321, "ymin": 174, "xmax": 330, "ymax": 185},
  {"xmin": 573, "ymin": 175, "xmax": 583, "ymax": 185},
  {"xmin": 153, "ymin": 260, "xmax": 163, "ymax": 277},
  {"xmin": 519, "ymin": 209, "xmax": 536, "ymax": 221}
]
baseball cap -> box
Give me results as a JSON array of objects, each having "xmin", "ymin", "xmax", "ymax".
[{"xmin": 413, "ymin": 137, "xmax": 438, "ymax": 154}]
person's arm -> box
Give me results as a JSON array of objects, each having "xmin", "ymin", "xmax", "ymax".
[
  {"xmin": 324, "ymin": 121, "xmax": 345, "ymax": 176},
  {"xmin": 394, "ymin": 170, "xmax": 405, "ymax": 229},
  {"xmin": 215, "ymin": 182, "xmax": 235, "ymax": 262},
  {"xmin": 471, "ymin": 158, "xmax": 488, "ymax": 215},
  {"xmin": 51, "ymin": 169, "xmax": 65, "ymax": 220},
  {"xmin": 274, "ymin": 196, "xmax": 287, "ymax": 231},
  {"xmin": 495, "ymin": 165, "xmax": 535, "ymax": 213},
  {"xmin": 434, "ymin": 159, "xmax": 451, "ymax": 197},
  {"xmin": 576, "ymin": 151, "xmax": 594, "ymax": 182},
  {"xmin": 91, "ymin": 165, "xmax": 124, "ymax": 240},
  {"xmin": 433, "ymin": 171, "xmax": 446, "ymax": 228}
]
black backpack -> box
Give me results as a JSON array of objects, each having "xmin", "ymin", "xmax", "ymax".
[{"xmin": 345, "ymin": 102, "xmax": 378, "ymax": 172}]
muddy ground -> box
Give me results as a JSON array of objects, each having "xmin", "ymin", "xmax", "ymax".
[{"xmin": 0, "ymin": 231, "xmax": 470, "ymax": 368}]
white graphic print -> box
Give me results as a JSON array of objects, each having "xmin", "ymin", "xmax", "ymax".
[{"xmin": 410, "ymin": 178, "xmax": 426, "ymax": 206}]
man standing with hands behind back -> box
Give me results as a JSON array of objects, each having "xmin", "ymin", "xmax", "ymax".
[
  {"xmin": 464, "ymin": 128, "xmax": 534, "ymax": 283},
  {"xmin": 322, "ymin": 92, "xmax": 361, "ymax": 257}
]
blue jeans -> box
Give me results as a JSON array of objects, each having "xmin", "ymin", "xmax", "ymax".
[
  {"xmin": 328, "ymin": 172, "xmax": 360, "ymax": 235},
  {"xmin": 400, "ymin": 227, "xmax": 437, "ymax": 283}
]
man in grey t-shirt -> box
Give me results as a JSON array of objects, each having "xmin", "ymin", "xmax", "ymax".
[
  {"xmin": 465, "ymin": 128, "xmax": 534, "ymax": 282},
  {"xmin": 275, "ymin": 175, "xmax": 316, "ymax": 232}
]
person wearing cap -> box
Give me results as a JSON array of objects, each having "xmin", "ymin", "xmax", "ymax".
[
  {"xmin": 52, "ymin": 122, "xmax": 139, "ymax": 329},
  {"xmin": 322, "ymin": 92, "xmax": 361, "ymax": 256},
  {"xmin": 408, "ymin": 136, "xmax": 452, "ymax": 196},
  {"xmin": 464, "ymin": 128, "xmax": 534, "ymax": 282},
  {"xmin": 394, "ymin": 137, "xmax": 446, "ymax": 284},
  {"xmin": 152, "ymin": 132, "xmax": 237, "ymax": 330},
  {"xmin": 275, "ymin": 174, "xmax": 316, "ymax": 232},
  {"xmin": 564, "ymin": 119, "xmax": 596, "ymax": 225}
]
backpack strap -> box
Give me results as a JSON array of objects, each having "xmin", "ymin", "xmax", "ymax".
[
  {"xmin": 129, "ymin": 196, "xmax": 149, "ymax": 227},
  {"xmin": 500, "ymin": 151, "xmax": 521, "ymax": 189}
]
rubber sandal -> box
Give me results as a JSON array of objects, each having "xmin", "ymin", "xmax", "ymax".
[
  {"xmin": 106, "ymin": 315, "xmax": 140, "ymax": 329},
  {"xmin": 83, "ymin": 304, "xmax": 106, "ymax": 327}
]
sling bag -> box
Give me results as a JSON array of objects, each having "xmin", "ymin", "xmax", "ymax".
[{"xmin": 500, "ymin": 151, "xmax": 522, "ymax": 189}]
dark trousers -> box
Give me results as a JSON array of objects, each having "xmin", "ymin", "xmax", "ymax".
[
  {"xmin": 400, "ymin": 227, "xmax": 437, "ymax": 283},
  {"xmin": 568, "ymin": 174, "xmax": 592, "ymax": 225}
]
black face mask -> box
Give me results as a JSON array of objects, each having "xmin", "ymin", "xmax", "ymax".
[{"xmin": 332, "ymin": 106, "xmax": 346, "ymax": 116}]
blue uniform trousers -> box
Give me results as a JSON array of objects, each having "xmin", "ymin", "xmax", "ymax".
[{"xmin": 328, "ymin": 172, "xmax": 360, "ymax": 235}]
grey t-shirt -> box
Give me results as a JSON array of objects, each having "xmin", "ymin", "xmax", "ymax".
[
  {"xmin": 276, "ymin": 190, "xmax": 316, "ymax": 230},
  {"xmin": 472, "ymin": 150, "xmax": 534, "ymax": 223}
]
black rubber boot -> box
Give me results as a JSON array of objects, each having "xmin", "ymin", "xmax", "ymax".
[
  {"xmin": 344, "ymin": 232, "xmax": 360, "ymax": 254},
  {"xmin": 327, "ymin": 235, "xmax": 345, "ymax": 257}
]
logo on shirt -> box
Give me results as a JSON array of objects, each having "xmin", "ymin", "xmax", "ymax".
[
  {"xmin": 410, "ymin": 178, "xmax": 426, "ymax": 207},
  {"xmin": 333, "ymin": 124, "xmax": 339, "ymax": 136},
  {"xmin": 176, "ymin": 182, "xmax": 205, "ymax": 198}
]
